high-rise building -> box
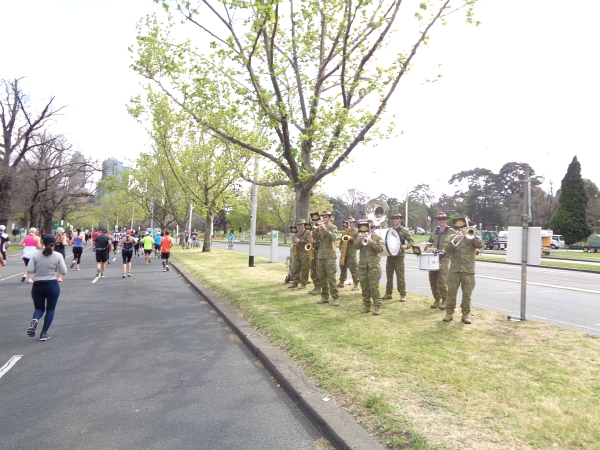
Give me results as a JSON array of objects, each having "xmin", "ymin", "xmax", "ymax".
[{"xmin": 96, "ymin": 157, "xmax": 129, "ymax": 203}]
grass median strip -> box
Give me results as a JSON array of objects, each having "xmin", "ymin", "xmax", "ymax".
[{"xmin": 173, "ymin": 247, "xmax": 600, "ymax": 450}]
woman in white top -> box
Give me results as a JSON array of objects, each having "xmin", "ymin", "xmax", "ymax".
[
  {"xmin": 26, "ymin": 234, "xmax": 67, "ymax": 341},
  {"xmin": 20, "ymin": 227, "xmax": 42, "ymax": 283}
]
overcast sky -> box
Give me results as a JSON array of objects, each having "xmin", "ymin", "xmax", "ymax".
[{"xmin": 2, "ymin": 0, "xmax": 598, "ymax": 203}]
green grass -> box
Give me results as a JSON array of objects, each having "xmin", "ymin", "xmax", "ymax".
[{"xmin": 172, "ymin": 247, "xmax": 600, "ymax": 449}]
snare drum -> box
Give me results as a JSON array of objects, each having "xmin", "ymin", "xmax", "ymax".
[
  {"xmin": 418, "ymin": 253, "xmax": 440, "ymax": 271},
  {"xmin": 373, "ymin": 228, "xmax": 401, "ymax": 256}
]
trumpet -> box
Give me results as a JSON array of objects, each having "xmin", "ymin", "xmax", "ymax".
[
  {"xmin": 305, "ymin": 243, "xmax": 314, "ymax": 261},
  {"xmin": 362, "ymin": 232, "xmax": 371, "ymax": 245}
]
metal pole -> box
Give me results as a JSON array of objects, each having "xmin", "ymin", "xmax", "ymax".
[
  {"xmin": 130, "ymin": 205, "xmax": 134, "ymax": 230},
  {"xmin": 187, "ymin": 202, "xmax": 193, "ymax": 234},
  {"xmin": 405, "ymin": 190, "xmax": 409, "ymax": 230},
  {"xmin": 510, "ymin": 169, "xmax": 531, "ymax": 322},
  {"xmin": 249, "ymin": 156, "xmax": 259, "ymax": 267}
]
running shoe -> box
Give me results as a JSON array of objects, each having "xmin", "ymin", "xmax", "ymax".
[
  {"xmin": 127, "ymin": 272, "xmax": 132, "ymax": 277},
  {"xmin": 76, "ymin": 267, "xmax": 80, "ymax": 271},
  {"xmin": 27, "ymin": 279, "xmax": 33, "ymax": 283},
  {"xmin": 166, "ymin": 266, "xmax": 169, "ymax": 271},
  {"xmin": 101, "ymin": 274, "xmax": 105, "ymax": 278},
  {"xmin": 96, "ymin": 269, "xmax": 100, "ymax": 277},
  {"xmin": 21, "ymin": 276, "xmax": 26, "ymax": 282},
  {"xmin": 27, "ymin": 319, "xmax": 38, "ymax": 337},
  {"xmin": 122, "ymin": 274, "xmax": 126, "ymax": 278},
  {"xmin": 70, "ymin": 261, "xmax": 76, "ymax": 269},
  {"xmin": 39, "ymin": 331, "xmax": 49, "ymax": 341},
  {"xmin": 163, "ymin": 268, "xmax": 167, "ymax": 272}
]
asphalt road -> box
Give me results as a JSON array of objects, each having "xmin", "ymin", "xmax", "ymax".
[
  {"xmin": 215, "ymin": 240, "xmax": 600, "ymax": 335},
  {"xmin": 0, "ymin": 247, "xmax": 323, "ymax": 449}
]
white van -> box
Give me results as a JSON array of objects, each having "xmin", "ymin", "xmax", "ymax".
[{"xmin": 551, "ymin": 235, "xmax": 565, "ymax": 249}]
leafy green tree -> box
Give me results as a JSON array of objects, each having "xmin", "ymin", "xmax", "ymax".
[
  {"xmin": 549, "ymin": 156, "xmax": 593, "ymax": 244},
  {"xmin": 448, "ymin": 168, "xmax": 504, "ymax": 229},
  {"xmin": 131, "ymin": 0, "xmax": 480, "ymax": 221}
]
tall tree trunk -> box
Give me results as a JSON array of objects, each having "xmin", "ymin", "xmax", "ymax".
[
  {"xmin": 203, "ymin": 212, "xmax": 213, "ymax": 252},
  {"xmin": 0, "ymin": 172, "xmax": 14, "ymax": 224},
  {"xmin": 295, "ymin": 184, "xmax": 312, "ymax": 223}
]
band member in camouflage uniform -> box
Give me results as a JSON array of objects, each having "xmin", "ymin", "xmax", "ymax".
[
  {"xmin": 310, "ymin": 211, "xmax": 339, "ymax": 305},
  {"xmin": 307, "ymin": 223, "xmax": 321, "ymax": 295},
  {"xmin": 337, "ymin": 217, "xmax": 359, "ymax": 291},
  {"xmin": 442, "ymin": 218, "xmax": 484, "ymax": 324},
  {"xmin": 354, "ymin": 221, "xmax": 385, "ymax": 315},
  {"xmin": 426, "ymin": 212, "xmax": 455, "ymax": 310},
  {"xmin": 289, "ymin": 219, "xmax": 311, "ymax": 289},
  {"xmin": 382, "ymin": 212, "xmax": 414, "ymax": 302}
]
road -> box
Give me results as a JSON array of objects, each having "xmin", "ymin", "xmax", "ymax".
[
  {"xmin": 216, "ymin": 241, "xmax": 600, "ymax": 335},
  {"xmin": 0, "ymin": 247, "xmax": 324, "ymax": 449}
]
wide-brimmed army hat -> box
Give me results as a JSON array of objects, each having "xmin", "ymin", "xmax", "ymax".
[
  {"xmin": 391, "ymin": 212, "xmax": 404, "ymax": 219},
  {"xmin": 347, "ymin": 216, "xmax": 356, "ymax": 222},
  {"xmin": 296, "ymin": 219, "xmax": 307, "ymax": 225},
  {"xmin": 321, "ymin": 210, "xmax": 333, "ymax": 217},
  {"xmin": 452, "ymin": 217, "xmax": 476, "ymax": 228},
  {"xmin": 435, "ymin": 212, "xmax": 450, "ymax": 220}
]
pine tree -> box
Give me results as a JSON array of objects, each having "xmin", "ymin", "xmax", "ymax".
[{"xmin": 549, "ymin": 156, "xmax": 593, "ymax": 244}]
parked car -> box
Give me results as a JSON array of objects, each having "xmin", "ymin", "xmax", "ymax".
[{"xmin": 415, "ymin": 227, "xmax": 426, "ymax": 235}]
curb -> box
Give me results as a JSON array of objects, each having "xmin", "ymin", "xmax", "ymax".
[{"xmin": 170, "ymin": 260, "xmax": 384, "ymax": 450}]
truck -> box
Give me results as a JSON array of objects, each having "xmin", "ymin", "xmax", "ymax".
[
  {"xmin": 481, "ymin": 231, "xmax": 506, "ymax": 250},
  {"xmin": 582, "ymin": 234, "xmax": 600, "ymax": 253}
]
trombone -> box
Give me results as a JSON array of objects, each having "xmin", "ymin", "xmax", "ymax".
[{"xmin": 451, "ymin": 217, "xmax": 478, "ymax": 246}]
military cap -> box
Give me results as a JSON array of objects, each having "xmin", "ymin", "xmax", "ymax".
[
  {"xmin": 321, "ymin": 210, "xmax": 333, "ymax": 216},
  {"xmin": 452, "ymin": 217, "xmax": 476, "ymax": 228},
  {"xmin": 296, "ymin": 218, "xmax": 307, "ymax": 225},
  {"xmin": 347, "ymin": 217, "xmax": 356, "ymax": 222},
  {"xmin": 391, "ymin": 212, "xmax": 404, "ymax": 219},
  {"xmin": 435, "ymin": 212, "xmax": 450, "ymax": 220}
]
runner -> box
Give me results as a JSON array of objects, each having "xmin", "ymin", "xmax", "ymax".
[
  {"xmin": 113, "ymin": 231, "xmax": 120, "ymax": 254},
  {"xmin": 119, "ymin": 230, "xmax": 135, "ymax": 278},
  {"xmin": 91, "ymin": 229, "xmax": 99, "ymax": 251},
  {"xmin": 133, "ymin": 230, "xmax": 141, "ymax": 257},
  {"xmin": 0, "ymin": 225, "xmax": 10, "ymax": 264},
  {"xmin": 94, "ymin": 229, "xmax": 112, "ymax": 278},
  {"xmin": 154, "ymin": 232, "xmax": 162, "ymax": 258},
  {"xmin": 141, "ymin": 232, "xmax": 154, "ymax": 264},
  {"xmin": 70, "ymin": 228, "xmax": 86, "ymax": 270},
  {"xmin": 160, "ymin": 231, "xmax": 174, "ymax": 272},
  {"xmin": 20, "ymin": 228, "xmax": 42, "ymax": 283}
]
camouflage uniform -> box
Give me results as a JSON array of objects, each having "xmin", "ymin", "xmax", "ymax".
[
  {"xmin": 443, "ymin": 232, "xmax": 484, "ymax": 317},
  {"xmin": 384, "ymin": 226, "xmax": 414, "ymax": 298},
  {"xmin": 338, "ymin": 227, "xmax": 359, "ymax": 286},
  {"xmin": 292, "ymin": 229, "xmax": 311, "ymax": 286},
  {"xmin": 354, "ymin": 231, "xmax": 384, "ymax": 307},
  {"xmin": 427, "ymin": 226, "xmax": 455, "ymax": 307},
  {"xmin": 313, "ymin": 223, "xmax": 339, "ymax": 303},
  {"xmin": 308, "ymin": 244, "xmax": 320, "ymax": 293}
]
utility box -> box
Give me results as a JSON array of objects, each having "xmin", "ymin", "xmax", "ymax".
[{"xmin": 270, "ymin": 230, "xmax": 279, "ymax": 262}]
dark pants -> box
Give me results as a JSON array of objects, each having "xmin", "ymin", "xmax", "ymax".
[
  {"xmin": 73, "ymin": 247, "xmax": 83, "ymax": 264},
  {"xmin": 31, "ymin": 280, "xmax": 60, "ymax": 333}
]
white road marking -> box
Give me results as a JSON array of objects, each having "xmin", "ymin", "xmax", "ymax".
[
  {"xmin": 92, "ymin": 276, "xmax": 99, "ymax": 284},
  {"xmin": 476, "ymin": 275, "xmax": 600, "ymax": 294},
  {"xmin": 0, "ymin": 355, "xmax": 23, "ymax": 380}
]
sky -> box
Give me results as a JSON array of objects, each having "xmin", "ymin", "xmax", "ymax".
[{"xmin": 2, "ymin": 0, "xmax": 599, "ymax": 204}]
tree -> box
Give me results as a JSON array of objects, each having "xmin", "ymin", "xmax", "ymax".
[
  {"xmin": 448, "ymin": 168, "xmax": 504, "ymax": 229},
  {"xmin": 258, "ymin": 185, "xmax": 295, "ymax": 244},
  {"xmin": 15, "ymin": 133, "xmax": 97, "ymax": 231},
  {"xmin": 0, "ymin": 78, "xmax": 64, "ymax": 223},
  {"xmin": 583, "ymin": 179, "xmax": 600, "ymax": 232},
  {"xmin": 549, "ymin": 156, "xmax": 593, "ymax": 244},
  {"xmin": 131, "ymin": 0, "xmax": 480, "ymax": 221}
]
